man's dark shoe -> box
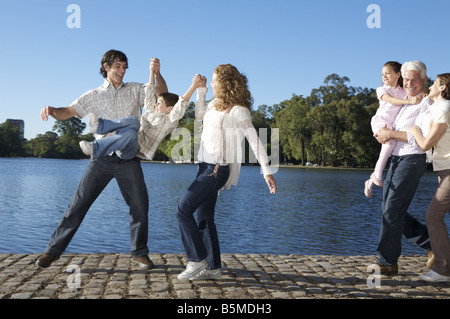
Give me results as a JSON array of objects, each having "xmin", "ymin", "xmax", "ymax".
[
  {"xmin": 366, "ymin": 262, "xmax": 398, "ymax": 275},
  {"xmin": 36, "ymin": 253, "xmax": 60, "ymax": 268},
  {"xmin": 131, "ymin": 255, "xmax": 154, "ymax": 270}
]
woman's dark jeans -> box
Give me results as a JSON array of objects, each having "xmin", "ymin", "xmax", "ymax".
[{"xmin": 177, "ymin": 163, "xmax": 230, "ymax": 269}]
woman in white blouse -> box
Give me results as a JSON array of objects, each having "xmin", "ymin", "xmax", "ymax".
[
  {"xmin": 176, "ymin": 64, "xmax": 277, "ymax": 280},
  {"xmin": 408, "ymin": 73, "xmax": 450, "ymax": 282}
]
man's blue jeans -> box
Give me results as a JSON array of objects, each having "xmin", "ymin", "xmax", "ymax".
[
  {"xmin": 46, "ymin": 154, "xmax": 149, "ymax": 258},
  {"xmin": 177, "ymin": 163, "xmax": 230, "ymax": 269},
  {"xmin": 93, "ymin": 117, "xmax": 140, "ymax": 160},
  {"xmin": 377, "ymin": 154, "xmax": 431, "ymax": 266}
]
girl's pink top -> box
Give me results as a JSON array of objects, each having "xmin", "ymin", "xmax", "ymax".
[{"xmin": 371, "ymin": 85, "xmax": 407, "ymax": 133}]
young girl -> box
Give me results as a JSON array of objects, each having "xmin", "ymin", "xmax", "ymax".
[
  {"xmin": 364, "ymin": 61, "xmax": 422, "ymax": 198},
  {"xmin": 176, "ymin": 64, "xmax": 277, "ymax": 280}
]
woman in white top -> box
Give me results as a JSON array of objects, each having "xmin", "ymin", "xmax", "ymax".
[
  {"xmin": 408, "ymin": 73, "xmax": 450, "ymax": 282},
  {"xmin": 176, "ymin": 64, "xmax": 277, "ymax": 280}
]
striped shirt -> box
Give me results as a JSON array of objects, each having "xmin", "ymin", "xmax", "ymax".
[
  {"xmin": 138, "ymin": 84, "xmax": 194, "ymax": 160},
  {"xmin": 70, "ymin": 79, "xmax": 145, "ymax": 134}
]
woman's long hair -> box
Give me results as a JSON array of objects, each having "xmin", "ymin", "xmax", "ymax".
[{"xmin": 213, "ymin": 64, "xmax": 253, "ymax": 111}]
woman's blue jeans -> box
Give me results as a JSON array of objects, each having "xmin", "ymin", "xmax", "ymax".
[
  {"xmin": 93, "ymin": 117, "xmax": 140, "ymax": 160},
  {"xmin": 377, "ymin": 154, "xmax": 431, "ymax": 265},
  {"xmin": 46, "ymin": 155, "xmax": 149, "ymax": 258},
  {"xmin": 177, "ymin": 163, "xmax": 230, "ymax": 269}
]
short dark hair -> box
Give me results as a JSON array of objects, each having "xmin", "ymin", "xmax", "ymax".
[
  {"xmin": 99, "ymin": 50, "xmax": 128, "ymax": 78},
  {"xmin": 158, "ymin": 92, "xmax": 179, "ymax": 107}
]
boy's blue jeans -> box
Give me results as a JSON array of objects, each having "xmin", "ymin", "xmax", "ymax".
[
  {"xmin": 93, "ymin": 117, "xmax": 140, "ymax": 160},
  {"xmin": 177, "ymin": 163, "xmax": 230, "ymax": 269}
]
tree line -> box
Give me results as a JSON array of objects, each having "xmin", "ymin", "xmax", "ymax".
[
  {"xmin": 0, "ymin": 74, "xmax": 381, "ymax": 167},
  {"xmin": 0, "ymin": 117, "xmax": 94, "ymax": 159}
]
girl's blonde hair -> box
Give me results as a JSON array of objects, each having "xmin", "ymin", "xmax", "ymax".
[{"xmin": 213, "ymin": 64, "xmax": 253, "ymax": 111}]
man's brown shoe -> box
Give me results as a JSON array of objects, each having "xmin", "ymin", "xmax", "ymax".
[
  {"xmin": 131, "ymin": 255, "xmax": 154, "ymax": 270},
  {"xmin": 36, "ymin": 253, "xmax": 60, "ymax": 268},
  {"xmin": 366, "ymin": 262, "xmax": 398, "ymax": 275}
]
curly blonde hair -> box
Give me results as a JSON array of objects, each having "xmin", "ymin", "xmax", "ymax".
[{"xmin": 213, "ymin": 64, "xmax": 253, "ymax": 111}]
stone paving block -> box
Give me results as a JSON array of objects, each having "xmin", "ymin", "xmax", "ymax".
[{"xmin": 0, "ymin": 253, "xmax": 449, "ymax": 299}]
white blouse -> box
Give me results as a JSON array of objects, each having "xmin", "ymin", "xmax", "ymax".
[
  {"xmin": 421, "ymin": 99, "xmax": 450, "ymax": 171},
  {"xmin": 195, "ymin": 88, "xmax": 273, "ymax": 189}
]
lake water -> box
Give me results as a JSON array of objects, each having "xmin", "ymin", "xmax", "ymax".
[{"xmin": 0, "ymin": 157, "xmax": 448, "ymax": 256}]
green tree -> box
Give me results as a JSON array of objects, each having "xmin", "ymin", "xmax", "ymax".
[
  {"xmin": 26, "ymin": 131, "xmax": 59, "ymax": 158},
  {"xmin": 270, "ymin": 73, "xmax": 379, "ymax": 167},
  {"xmin": 274, "ymin": 95, "xmax": 311, "ymax": 164},
  {"xmin": 339, "ymin": 91, "xmax": 379, "ymax": 167},
  {"xmin": 52, "ymin": 117, "xmax": 88, "ymax": 158},
  {"xmin": 149, "ymin": 73, "xmax": 380, "ymax": 168},
  {"xmin": 252, "ymin": 104, "xmax": 273, "ymax": 129},
  {"xmin": 0, "ymin": 121, "xmax": 25, "ymax": 157},
  {"xmin": 307, "ymin": 73, "xmax": 359, "ymax": 106}
]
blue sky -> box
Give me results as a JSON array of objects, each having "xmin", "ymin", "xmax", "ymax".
[{"xmin": 1, "ymin": 0, "xmax": 449, "ymax": 140}]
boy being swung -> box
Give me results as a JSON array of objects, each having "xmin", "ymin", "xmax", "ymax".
[{"xmin": 80, "ymin": 58, "xmax": 207, "ymax": 160}]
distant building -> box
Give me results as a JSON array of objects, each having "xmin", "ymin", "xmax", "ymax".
[{"xmin": 6, "ymin": 119, "xmax": 25, "ymax": 139}]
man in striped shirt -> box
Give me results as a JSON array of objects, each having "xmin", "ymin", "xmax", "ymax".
[{"xmin": 36, "ymin": 50, "xmax": 167, "ymax": 269}]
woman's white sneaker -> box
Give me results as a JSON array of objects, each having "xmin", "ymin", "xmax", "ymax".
[
  {"xmin": 419, "ymin": 270, "xmax": 450, "ymax": 282},
  {"xmin": 190, "ymin": 268, "xmax": 222, "ymax": 280},
  {"xmin": 177, "ymin": 259, "xmax": 208, "ymax": 280}
]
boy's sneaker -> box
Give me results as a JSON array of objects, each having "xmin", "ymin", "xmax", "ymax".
[
  {"xmin": 79, "ymin": 141, "xmax": 93, "ymax": 156},
  {"xmin": 177, "ymin": 259, "xmax": 208, "ymax": 280},
  {"xmin": 131, "ymin": 255, "xmax": 154, "ymax": 270},
  {"xmin": 36, "ymin": 253, "xmax": 60, "ymax": 268},
  {"xmin": 190, "ymin": 268, "xmax": 222, "ymax": 281}
]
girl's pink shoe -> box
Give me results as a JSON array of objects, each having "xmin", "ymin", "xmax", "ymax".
[{"xmin": 364, "ymin": 179, "xmax": 373, "ymax": 198}]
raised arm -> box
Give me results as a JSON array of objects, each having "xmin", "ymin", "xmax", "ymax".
[
  {"xmin": 167, "ymin": 74, "xmax": 206, "ymax": 123},
  {"xmin": 194, "ymin": 76, "xmax": 208, "ymax": 121},
  {"xmin": 182, "ymin": 74, "xmax": 206, "ymax": 102},
  {"xmin": 149, "ymin": 58, "xmax": 168, "ymax": 95},
  {"xmin": 143, "ymin": 59, "xmax": 161, "ymax": 113}
]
